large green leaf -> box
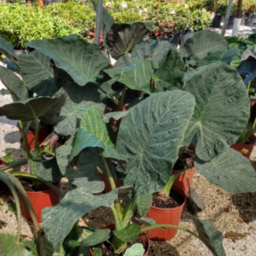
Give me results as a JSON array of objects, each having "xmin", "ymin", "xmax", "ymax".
[
  {"xmin": 71, "ymin": 107, "xmax": 124, "ymax": 161},
  {"xmin": 26, "ymin": 38, "xmax": 109, "ymax": 86},
  {"xmin": 19, "ymin": 50, "xmax": 59, "ymax": 97},
  {"xmin": 104, "ymin": 40, "xmax": 172, "ymax": 94},
  {"xmin": 54, "ymin": 82, "xmax": 104, "ymax": 136},
  {"xmin": 113, "ymin": 224, "xmax": 141, "ymax": 243},
  {"xmin": 0, "ymin": 233, "xmax": 36, "ymax": 256},
  {"xmin": 190, "ymin": 216, "xmax": 226, "ymax": 256},
  {"xmin": 111, "ymin": 23, "xmax": 149, "ymax": 59},
  {"xmin": 136, "ymin": 194, "xmax": 152, "ymax": 216},
  {"xmin": 0, "ymin": 65, "xmax": 28, "ymax": 101},
  {"xmin": 0, "ymin": 95, "xmax": 66, "ymax": 124},
  {"xmin": 65, "ymin": 149, "xmax": 105, "ymax": 193},
  {"xmin": 117, "ymin": 90, "xmax": 195, "ymax": 197},
  {"xmin": 195, "ymin": 148, "xmax": 256, "ymax": 193},
  {"xmin": 184, "ymin": 63, "xmax": 249, "ymax": 161},
  {"xmin": 105, "ymin": 57, "xmax": 155, "ymax": 94},
  {"xmin": 42, "ymin": 187, "xmax": 118, "ymax": 251},
  {"xmin": 198, "ymin": 48, "xmax": 241, "ymax": 67},
  {"xmin": 0, "ymin": 37, "xmax": 18, "ymax": 65},
  {"xmin": 80, "ymin": 229, "xmax": 111, "ymax": 247},
  {"xmin": 180, "ymin": 30, "xmax": 227, "ymax": 60},
  {"xmin": 152, "ymin": 47, "xmax": 185, "ymax": 91}
]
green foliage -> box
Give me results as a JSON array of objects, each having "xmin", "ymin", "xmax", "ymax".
[{"xmin": 0, "ymin": 3, "xmax": 79, "ymax": 48}]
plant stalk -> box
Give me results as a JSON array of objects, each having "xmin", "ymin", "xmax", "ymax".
[
  {"xmin": 0, "ymin": 159, "xmax": 27, "ymax": 172},
  {"xmin": 185, "ymin": 170, "xmax": 192, "ymax": 205},
  {"xmin": 164, "ymin": 169, "xmax": 186, "ymax": 196}
]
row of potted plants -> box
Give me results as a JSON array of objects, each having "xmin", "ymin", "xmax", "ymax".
[{"xmin": 0, "ymin": 1, "xmax": 256, "ymax": 255}]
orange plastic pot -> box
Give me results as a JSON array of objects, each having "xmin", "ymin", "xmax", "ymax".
[
  {"xmin": 89, "ymin": 224, "xmax": 150, "ymax": 256},
  {"xmin": 145, "ymin": 186, "xmax": 186, "ymax": 241},
  {"xmin": 19, "ymin": 178, "xmax": 60, "ymax": 223},
  {"xmin": 230, "ymin": 134, "xmax": 256, "ymax": 159},
  {"xmin": 0, "ymin": 159, "xmax": 7, "ymax": 194},
  {"xmin": 19, "ymin": 125, "xmax": 52, "ymax": 151},
  {"xmin": 98, "ymin": 171, "xmax": 123, "ymax": 193},
  {"xmin": 172, "ymin": 167, "xmax": 195, "ymax": 195}
]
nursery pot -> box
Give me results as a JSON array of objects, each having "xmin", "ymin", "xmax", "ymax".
[
  {"xmin": 249, "ymin": 15, "xmax": 256, "ymax": 27},
  {"xmin": 172, "ymin": 167, "xmax": 195, "ymax": 195},
  {"xmin": 19, "ymin": 173, "xmax": 60, "ymax": 223},
  {"xmin": 89, "ymin": 224, "xmax": 150, "ymax": 256},
  {"xmin": 227, "ymin": 16, "xmax": 235, "ymax": 30},
  {"xmin": 211, "ymin": 14, "xmax": 222, "ymax": 28},
  {"xmin": 98, "ymin": 171, "xmax": 123, "ymax": 193},
  {"xmin": 145, "ymin": 186, "xmax": 186, "ymax": 241},
  {"xmin": 0, "ymin": 159, "xmax": 7, "ymax": 194},
  {"xmin": 18, "ymin": 124, "xmax": 52, "ymax": 151},
  {"xmin": 230, "ymin": 134, "xmax": 256, "ymax": 159}
]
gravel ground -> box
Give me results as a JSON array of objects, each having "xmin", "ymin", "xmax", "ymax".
[{"xmin": 1, "ymin": 25, "xmax": 256, "ymax": 255}]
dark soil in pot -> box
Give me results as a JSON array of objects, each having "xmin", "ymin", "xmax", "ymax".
[
  {"xmin": 19, "ymin": 179, "xmax": 57, "ymax": 192},
  {"xmin": 152, "ymin": 190, "xmax": 184, "ymax": 209}
]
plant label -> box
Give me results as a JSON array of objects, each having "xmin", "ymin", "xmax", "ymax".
[
  {"xmin": 124, "ymin": 243, "xmax": 145, "ymax": 256},
  {"xmin": 241, "ymin": 148, "xmax": 249, "ymax": 154}
]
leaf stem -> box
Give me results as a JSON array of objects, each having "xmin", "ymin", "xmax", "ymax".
[
  {"xmin": 185, "ymin": 170, "xmax": 192, "ymax": 205},
  {"xmin": 164, "ymin": 169, "xmax": 186, "ymax": 196}
]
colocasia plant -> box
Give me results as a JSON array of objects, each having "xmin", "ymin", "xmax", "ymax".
[{"xmin": 1, "ymin": 1, "xmax": 256, "ymax": 256}]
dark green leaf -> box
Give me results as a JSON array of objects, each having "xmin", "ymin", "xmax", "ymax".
[
  {"xmin": 117, "ymin": 91, "xmax": 195, "ymax": 197},
  {"xmin": 195, "ymin": 148, "xmax": 256, "ymax": 193},
  {"xmin": 180, "ymin": 30, "xmax": 227, "ymax": 60},
  {"xmin": 42, "ymin": 188, "xmax": 118, "ymax": 251},
  {"xmin": 19, "ymin": 50, "xmax": 59, "ymax": 97},
  {"xmin": 113, "ymin": 224, "xmax": 141, "ymax": 243},
  {"xmin": 198, "ymin": 48, "xmax": 241, "ymax": 66},
  {"xmin": 71, "ymin": 107, "xmax": 124, "ymax": 160},
  {"xmin": 0, "ymin": 95, "xmax": 66, "ymax": 124},
  {"xmin": 80, "ymin": 229, "xmax": 111, "ymax": 247},
  {"xmin": 0, "ymin": 37, "xmax": 18, "ymax": 65},
  {"xmin": 54, "ymin": 82, "xmax": 104, "ymax": 136},
  {"xmin": 153, "ymin": 47, "xmax": 185, "ymax": 91},
  {"xmin": 8, "ymin": 202, "xmax": 16, "ymax": 212},
  {"xmin": 184, "ymin": 63, "xmax": 249, "ymax": 161},
  {"xmin": 26, "ymin": 38, "xmax": 109, "ymax": 86},
  {"xmin": 111, "ymin": 23, "xmax": 149, "ymax": 59},
  {"xmin": 92, "ymin": 248, "xmax": 102, "ymax": 256},
  {"xmin": 0, "ymin": 65, "xmax": 28, "ymax": 101}
]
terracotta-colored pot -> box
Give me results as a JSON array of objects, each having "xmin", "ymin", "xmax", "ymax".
[
  {"xmin": 230, "ymin": 134, "xmax": 256, "ymax": 159},
  {"xmin": 145, "ymin": 186, "xmax": 186, "ymax": 241},
  {"xmin": 19, "ymin": 174, "xmax": 60, "ymax": 222},
  {"xmin": 89, "ymin": 224, "xmax": 150, "ymax": 256},
  {"xmin": 19, "ymin": 125, "xmax": 52, "ymax": 151},
  {"xmin": 172, "ymin": 167, "xmax": 195, "ymax": 195},
  {"xmin": 0, "ymin": 159, "xmax": 7, "ymax": 194},
  {"xmin": 98, "ymin": 171, "xmax": 123, "ymax": 193}
]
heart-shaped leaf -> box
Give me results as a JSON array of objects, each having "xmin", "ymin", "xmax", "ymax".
[
  {"xmin": 113, "ymin": 224, "xmax": 141, "ymax": 243},
  {"xmin": 117, "ymin": 90, "xmax": 195, "ymax": 197},
  {"xmin": 184, "ymin": 63, "xmax": 249, "ymax": 161},
  {"xmin": 195, "ymin": 148, "xmax": 256, "ymax": 193},
  {"xmin": 180, "ymin": 30, "xmax": 227, "ymax": 60},
  {"xmin": 26, "ymin": 37, "xmax": 109, "ymax": 86},
  {"xmin": 111, "ymin": 23, "xmax": 149, "ymax": 59},
  {"xmin": 19, "ymin": 50, "xmax": 59, "ymax": 97},
  {"xmin": 42, "ymin": 187, "xmax": 118, "ymax": 251}
]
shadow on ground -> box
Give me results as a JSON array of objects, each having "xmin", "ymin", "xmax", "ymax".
[{"xmin": 4, "ymin": 131, "xmax": 20, "ymax": 144}]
